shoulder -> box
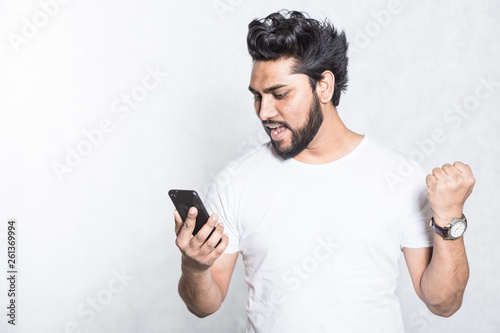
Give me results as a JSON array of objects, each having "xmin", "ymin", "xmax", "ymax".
[
  {"xmin": 221, "ymin": 141, "xmax": 275, "ymax": 175},
  {"xmin": 362, "ymin": 136, "xmax": 428, "ymax": 193},
  {"xmin": 363, "ymin": 136, "xmax": 409, "ymax": 161},
  {"xmin": 363, "ymin": 136, "xmax": 426, "ymax": 174},
  {"xmin": 204, "ymin": 141, "xmax": 276, "ymax": 194}
]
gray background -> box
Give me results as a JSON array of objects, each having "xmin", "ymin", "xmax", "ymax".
[{"xmin": 0, "ymin": 0, "xmax": 499, "ymax": 332}]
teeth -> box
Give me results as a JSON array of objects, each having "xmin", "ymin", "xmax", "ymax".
[{"xmin": 274, "ymin": 130, "xmax": 278, "ymax": 135}]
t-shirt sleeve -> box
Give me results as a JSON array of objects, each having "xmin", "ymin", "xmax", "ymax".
[
  {"xmin": 400, "ymin": 165, "xmax": 435, "ymax": 249},
  {"xmin": 203, "ymin": 169, "xmax": 240, "ymax": 254}
]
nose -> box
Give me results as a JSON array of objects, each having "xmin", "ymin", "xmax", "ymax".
[{"xmin": 257, "ymin": 95, "xmax": 278, "ymax": 121}]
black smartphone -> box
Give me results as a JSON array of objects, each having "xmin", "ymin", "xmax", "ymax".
[{"xmin": 169, "ymin": 190, "xmax": 219, "ymax": 243}]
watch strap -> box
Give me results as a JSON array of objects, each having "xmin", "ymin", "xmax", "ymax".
[
  {"xmin": 430, "ymin": 219, "xmax": 449, "ymax": 239},
  {"xmin": 429, "ymin": 215, "xmax": 467, "ymax": 240}
]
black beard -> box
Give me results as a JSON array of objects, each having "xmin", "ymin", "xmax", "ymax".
[{"xmin": 264, "ymin": 93, "xmax": 324, "ymax": 160}]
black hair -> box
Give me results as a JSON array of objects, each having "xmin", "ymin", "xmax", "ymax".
[{"xmin": 247, "ymin": 10, "xmax": 349, "ymax": 107}]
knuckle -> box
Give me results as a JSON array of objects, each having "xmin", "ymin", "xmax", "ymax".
[
  {"xmin": 195, "ymin": 233, "xmax": 205, "ymax": 242},
  {"xmin": 442, "ymin": 180, "xmax": 453, "ymax": 189},
  {"xmin": 436, "ymin": 183, "xmax": 447, "ymax": 191},
  {"xmin": 183, "ymin": 248, "xmax": 195, "ymax": 258},
  {"xmin": 467, "ymin": 179, "xmax": 476, "ymax": 188},
  {"xmin": 177, "ymin": 242, "xmax": 190, "ymax": 256}
]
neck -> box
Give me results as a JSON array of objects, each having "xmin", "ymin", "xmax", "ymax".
[{"xmin": 293, "ymin": 105, "xmax": 364, "ymax": 164}]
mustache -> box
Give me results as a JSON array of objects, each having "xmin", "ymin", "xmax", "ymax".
[{"xmin": 262, "ymin": 120, "xmax": 289, "ymax": 128}]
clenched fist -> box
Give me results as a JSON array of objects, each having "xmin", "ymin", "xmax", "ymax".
[{"xmin": 426, "ymin": 161, "xmax": 475, "ymax": 226}]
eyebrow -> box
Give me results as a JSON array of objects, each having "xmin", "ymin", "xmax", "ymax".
[{"xmin": 248, "ymin": 84, "xmax": 288, "ymax": 94}]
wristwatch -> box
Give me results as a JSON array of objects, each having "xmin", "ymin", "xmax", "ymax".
[{"xmin": 429, "ymin": 215, "xmax": 467, "ymax": 240}]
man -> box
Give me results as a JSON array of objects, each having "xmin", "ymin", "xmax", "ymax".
[{"xmin": 174, "ymin": 10, "xmax": 475, "ymax": 332}]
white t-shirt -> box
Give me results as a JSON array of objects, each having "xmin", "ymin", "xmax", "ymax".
[{"xmin": 204, "ymin": 135, "xmax": 434, "ymax": 333}]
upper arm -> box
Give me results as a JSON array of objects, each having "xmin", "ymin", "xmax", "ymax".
[
  {"xmin": 210, "ymin": 252, "xmax": 239, "ymax": 301},
  {"xmin": 402, "ymin": 247, "xmax": 433, "ymax": 300}
]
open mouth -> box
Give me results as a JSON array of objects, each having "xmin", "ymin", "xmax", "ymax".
[{"xmin": 265, "ymin": 124, "xmax": 288, "ymax": 140}]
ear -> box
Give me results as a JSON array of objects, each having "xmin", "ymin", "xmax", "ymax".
[{"xmin": 315, "ymin": 70, "xmax": 335, "ymax": 104}]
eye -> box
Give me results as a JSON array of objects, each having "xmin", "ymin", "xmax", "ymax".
[
  {"xmin": 253, "ymin": 94, "xmax": 262, "ymax": 102},
  {"xmin": 274, "ymin": 92, "xmax": 288, "ymax": 100}
]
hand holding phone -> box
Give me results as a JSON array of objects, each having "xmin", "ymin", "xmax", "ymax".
[{"xmin": 170, "ymin": 190, "xmax": 226, "ymax": 271}]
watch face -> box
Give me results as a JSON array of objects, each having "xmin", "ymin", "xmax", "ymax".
[{"xmin": 450, "ymin": 221, "xmax": 466, "ymax": 238}]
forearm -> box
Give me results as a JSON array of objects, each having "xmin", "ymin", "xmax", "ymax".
[
  {"xmin": 420, "ymin": 234, "xmax": 469, "ymax": 316},
  {"xmin": 419, "ymin": 161, "xmax": 474, "ymax": 316},
  {"xmin": 178, "ymin": 257, "xmax": 224, "ymax": 318}
]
